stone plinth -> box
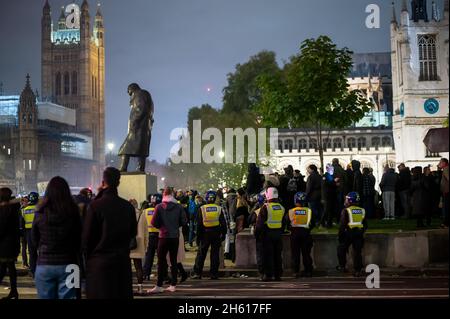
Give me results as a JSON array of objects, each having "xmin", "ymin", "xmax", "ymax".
[
  {"xmin": 118, "ymin": 173, "xmax": 157, "ymax": 206},
  {"xmin": 235, "ymin": 229, "xmax": 449, "ymax": 271}
]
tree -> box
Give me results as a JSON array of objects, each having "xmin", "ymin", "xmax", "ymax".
[{"xmin": 256, "ymin": 36, "xmax": 372, "ymax": 172}]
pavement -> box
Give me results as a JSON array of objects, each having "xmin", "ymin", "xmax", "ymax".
[{"xmin": 2, "ymin": 247, "xmax": 448, "ymax": 299}]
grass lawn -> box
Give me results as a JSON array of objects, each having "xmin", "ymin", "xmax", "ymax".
[{"xmin": 311, "ymin": 218, "xmax": 445, "ymax": 235}]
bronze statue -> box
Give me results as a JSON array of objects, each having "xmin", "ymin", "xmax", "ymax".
[{"xmin": 118, "ymin": 83, "xmax": 154, "ymax": 172}]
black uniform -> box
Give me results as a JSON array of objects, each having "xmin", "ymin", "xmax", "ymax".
[
  {"xmin": 248, "ymin": 203, "xmax": 264, "ymax": 276},
  {"xmin": 337, "ymin": 206, "xmax": 368, "ymax": 273},
  {"xmin": 285, "ymin": 207, "xmax": 315, "ymax": 275},
  {"xmin": 255, "ymin": 200, "xmax": 287, "ymax": 280},
  {"xmin": 193, "ymin": 204, "xmax": 227, "ymax": 278}
]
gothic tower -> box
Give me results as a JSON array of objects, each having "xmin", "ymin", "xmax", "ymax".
[
  {"xmin": 41, "ymin": 0, "xmax": 105, "ymax": 185},
  {"xmin": 391, "ymin": 0, "xmax": 449, "ymax": 167},
  {"xmin": 18, "ymin": 75, "xmax": 39, "ymax": 192}
]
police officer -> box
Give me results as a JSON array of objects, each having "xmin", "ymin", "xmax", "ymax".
[
  {"xmin": 143, "ymin": 193, "xmax": 162, "ymax": 280},
  {"xmin": 248, "ymin": 192, "xmax": 266, "ymax": 280},
  {"xmin": 255, "ymin": 187, "xmax": 286, "ymax": 282},
  {"xmin": 336, "ymin": 192, "xmax": 368, "ymax": 277},
  {"xmin": 286, "ymin": 192, "xmax": 314, "ymax": 278},
  {"xmin": 191, "ymin": 191, "xmax": 227, "ymax": 280},
  {"xmin": 22, "ymin": 192, "xmax": 39, "ymax": 276}
]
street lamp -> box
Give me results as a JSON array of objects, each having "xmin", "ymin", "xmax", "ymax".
[
  {"xmin": 106, "ymin": 142, "xmax": 115, "ymax": 166},
  {"xmin": 219, "ymin": 151, "xmax": 225, "ymax": 159}
]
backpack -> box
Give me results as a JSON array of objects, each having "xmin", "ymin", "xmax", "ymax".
[{"xmin": 287, "ymin": 177, "xmax": 298, "ymax": 192}]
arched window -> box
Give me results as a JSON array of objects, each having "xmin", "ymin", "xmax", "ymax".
[
  {"xmin": 347, "ymin": 138, "xmax": 356, "ymax": 150},
  {"xmin": 298, "ymin": 139, "xmax": 307, "ymax": 150},
  {"xmin": 278, "ymin": 140, "xmax": 284, "ymax": 152},
  {"xmin": 72, "ymin": 71, "xmax": 78, "ymax": 95},
  {"xmin": 284, "ymin": 140, "xmax": 293, "ymax": 153},
  {"xmin": 333, "ymin": 138, "xmax": 343, "ymax": 150},
  {"xmin": 309, "ymin": 139, "xmax": 318, "ymax": 151},
  {"xmin": 357, "ymin": 137, "xmax": 366, "ymax": 150},
  {"xmin": 372, "ymin": 137, "xmax": 380, "ymax": 150},
  {"xmin": 55, "ymin": 73, "xmax": 61, "ymax": 96},
  {"xmin": 418, "ymin": 34, "xmax": 438, "ymax": 81},
  {"xmin": 381, "ymin": 136, "xmax": 391, "ymax": 147},
  {"xmin": 64, "ymin": 72, "xmax": 70, "ymax": 95}
]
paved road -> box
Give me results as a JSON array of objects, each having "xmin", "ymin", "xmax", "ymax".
[{"xmin": 1, "ymin": 274, "xmax": 447, "ymax": 299}]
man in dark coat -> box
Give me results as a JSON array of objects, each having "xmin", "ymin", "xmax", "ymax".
[
  {"xmin": 118, "ymin": 83, "xmax": 154, "ymax": 172},
  {"xmin": 82, "ymin": 167, "xmax": 137, "ymax": 299}
]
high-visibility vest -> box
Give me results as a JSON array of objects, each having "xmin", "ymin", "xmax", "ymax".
[
  {"xmin": 346, "ymin": 206, "xmax": 365, "ymax": 229},
  {"xmin": 288, "ymin": 207, "xmax": 312, "ymax": 228},
  {"xmin": 266, "ymin": 202, "xmax": 284, "ymax": 229},
  {"xmin": 200, "ymin": 204, "xmax": 221, "ymax": 228},
  {"xmin": 22, "ymin": 205, "xmax": 37, "ymax": 229},
  {"xmin": 144, "ymin": 207, "xmax": 159, "ymax": 233}
]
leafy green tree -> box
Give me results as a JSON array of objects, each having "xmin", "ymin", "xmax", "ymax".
[{"xmin": 256, "ymin": 35, "xmax": 372, "ymax": 171}]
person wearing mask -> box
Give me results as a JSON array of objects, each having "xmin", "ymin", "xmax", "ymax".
[
  {"xmin": 305, "ymin": 165, "xmax": 322, "ymax": 227},
  {"xmin": 336, "ymin": 192, "xmax": 368, "ymax": 277},
  {"xmin": 410, "ymin": 167, "xmax": 427, "ymax": 228},
  {"xmin": 129, "ymin": 199, "xmax": 148, "ymax": 295},
  {"xmin": 143, "ymin": 194, "xmax": 162, "ymax": 280},
  {"xmin": 397, "ymin": 164, "xmax": 412, "ymax": 219},
  {"xmin": 82, "ymin": 167, "xmax": 137, "ymax": 299},
  {"xmin": 32, "ymin": 177, "xmax": 81, "ymax": 299},
  {"xmin": 379, "ymin": 166, "xmax": 398, "ymax": 220},
  {"xmin": 255, "ymin": 187, "xmax": 286, "ymax": 282},
  {"xmin": 286, "ymin": 192, "xmax": 314, "ymax": 278},
  {"xmin": 321, "ymin": 164, "xmax": 337, "ymax": 228},
  {"xmin": 22, "ymin": 192, "xmax": 39, "ymax": 277},
  {"xmin": 0, "ymin": 188, "xmax": 21, "ymax": 299},
  {"xmin": 148, "ymin": 187, "xmax": 187, "ymax": 293},
  {"xmin": 439, "ymin": 158, "xmax": 449, "ymax": 228},
  {"xmin": 248, "ymin": 192, "xmax": 266, "ymax": 280},
  {"xmin": 191, "ymin": 191, "xmax": 227, "ymax": 280},
  {"xmin": 361, "ymin": 167, "xmax": 376, "ymax": 219}
]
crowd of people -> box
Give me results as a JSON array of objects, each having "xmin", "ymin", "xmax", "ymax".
[{"xmin": 0, "ymin": 156, "xmax": 448, "ymax": 299}]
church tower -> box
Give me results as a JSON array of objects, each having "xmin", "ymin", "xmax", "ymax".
[
  {"xmin": 18, "ymin": 75, "xmax": 39, "ymax": 192},
  {"xmin": 41, "ymin": 0, "xmax": 105, "ymax": 185},
  {"xmin": 391, "ymin": 0, "xmax": 449, "ymax": 167}
]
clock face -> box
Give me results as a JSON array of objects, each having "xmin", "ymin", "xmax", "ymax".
[
  {"xmin": 400, "ymin": 102, "xmax": 405, "ymax": 117},
  {"xmin": 424, "ymin": 98, "xmax": 439, "ymax": 115}
]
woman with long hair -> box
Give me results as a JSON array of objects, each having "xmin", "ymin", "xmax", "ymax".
[
  {"xmin": 32, "ymin": 176, "xmax": 81, "ymax": 299},
  {"xmin": 0, "ymin": 188, "xmax": 21, "ymax": 299}
]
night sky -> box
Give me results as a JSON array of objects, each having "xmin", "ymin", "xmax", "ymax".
[{"xmin": 0, "ymin": 0, "xmax": 422, "ymax": 163}]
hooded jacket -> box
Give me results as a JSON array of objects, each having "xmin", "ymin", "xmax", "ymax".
[{"xmin": 151, "ymin": 195, "xmax": 187, "ymax": 239}]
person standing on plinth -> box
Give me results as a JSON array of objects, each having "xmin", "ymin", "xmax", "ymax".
[{"xmin": 118, "ymin": 83, "xmax": 154, "ymax": 172}]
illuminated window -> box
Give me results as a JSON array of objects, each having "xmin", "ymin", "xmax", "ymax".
[
  {"xmin": 418, "ymin": 35, "xmax": 438, "ymax": 81},
  {"xmin": 55, "ymin": 73, "xmax": 61, "ymax": 96}
]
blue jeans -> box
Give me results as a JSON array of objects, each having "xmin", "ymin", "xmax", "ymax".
[{"xmin": 35, "ymin": 265, "xmax": 77, "ymax": 299}]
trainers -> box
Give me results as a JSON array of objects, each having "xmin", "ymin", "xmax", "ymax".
[
  {"xmin": 166, "ymin": 285, "xmax": 176, "ymax": 292},
  {"xmin": 190, "ymin": 274, "xmax": 202, "ymax": 279},
  {"xmin": 148, "ymin": 286, "xmax": 164, "ymax": 294}
]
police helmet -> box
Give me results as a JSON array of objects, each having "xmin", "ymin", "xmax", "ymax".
[
  {"xmin": 346, "ymin": 192, "xmax": 360, "ymax": 205},
  {"xmin": 28, "ymin": 192, "xmax": 39, "ymax": 205},
  {"xmin": 294, "ymin": 192, "xmax": 307, "ymax": 205},
  {"xmin": 150, "ymin": 193, "xmax": 162, "ymax": 205},
  {"xmin": 205, "ymin": 190, "xmax": 217, "ymax": 203}
]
